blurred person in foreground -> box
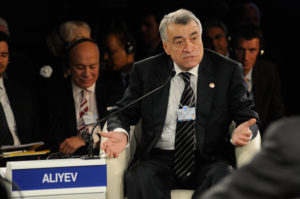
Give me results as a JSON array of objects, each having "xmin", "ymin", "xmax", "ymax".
[{"xmin": 200, "ymin": 116, "xmax": 300, "ymax": 199}]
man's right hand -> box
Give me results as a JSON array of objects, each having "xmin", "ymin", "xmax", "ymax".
[
  {"xmin": 59, "ymin": 136, "xmax": 85, "ymax": 154},
  {"xmin": 100, "ymin": 131, "xmax": 128, "ymax": 158}
]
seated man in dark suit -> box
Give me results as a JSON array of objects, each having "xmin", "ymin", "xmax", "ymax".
[
  {"xmin": 101, "ymin": 21, "xmax": 135, "ymax": 107},
  {"xmin": 230, "ymin": 23, "xmax": 285, "ymax": 135},
  {"xmin": 41, "ymin": 38, "xmax": 109, "ymax": 155},
  {"xmin": 199, "ymin": 116, "xmax": 300, "ymax": 199},
  {"xmin": 100, "ymin": 9, "xmax": 259, "ymax": 199},
  {"xmin": 0, "ymin": 31, "xmax": 39, "ymax": 147}
]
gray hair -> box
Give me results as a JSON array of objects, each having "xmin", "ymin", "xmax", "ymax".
[
  {"xmin": 0, "ymin": 17, "xmax": 9, "ymax": 35},
  {"xmin": 47, "ymin": 20, "xmax": 91, "ymax": 57},
  {"xmin": 159, "ymin": 9, "xmax": 202, "ymax": 43},
  {"xmin": 59, "ymin": 21, "xmax": 91, "ymax": 43}
]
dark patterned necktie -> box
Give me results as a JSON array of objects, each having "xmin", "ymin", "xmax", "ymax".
[
  {"xmin": 0, "ymin": 102, "xmax": 13, "ymax": 146},
  {"xmin": 173, "ymin": 72, "xmax": 196, "ymax": 180}
]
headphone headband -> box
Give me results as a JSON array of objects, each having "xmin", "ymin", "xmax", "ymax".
[{"xmin": 67, "ymin": 38, "xmax": 98, "ymax": 53}]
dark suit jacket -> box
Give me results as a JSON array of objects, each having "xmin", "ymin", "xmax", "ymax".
[
  {"xmin": 108, "ymin": 50, "xmax": 259, "ymax": 164},
  {"xmin": 101, "ymin": 68, "xmax": 129, "ymax": 107},
  {"xmin": 199, "ymin": 116, "xmax": 300, "ymax": 199},
  {"xmin": 41, "ymin": 75, "xmax": 109, "ymax": 153},
  {"xmin": 4, "ymin": 77, "xmax": 39, "ymax": 144},
  {"xmin": 252, "ymin": 59, "xmax": 285, "ymax": 134}
]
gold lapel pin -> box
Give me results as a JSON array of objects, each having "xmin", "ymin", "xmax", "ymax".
[{"xmin": 209, "ymin": 82, "xmax": 215, "ymax": 88}]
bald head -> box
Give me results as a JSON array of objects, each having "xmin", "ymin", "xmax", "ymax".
[{"xmin": 69, "ymin": 40, "xmax": 100, "ymax": 89}]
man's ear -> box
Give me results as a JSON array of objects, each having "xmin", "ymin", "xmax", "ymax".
[
  {"xmin": 163, "ymin": 42, "xmax": 170, "ymax": 55},
  {"xmin": 126, "ymin": 53, "xmax": 134, "ymax": 66}
]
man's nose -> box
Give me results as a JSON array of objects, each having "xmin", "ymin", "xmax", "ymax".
[{"xmin": 183, "ymin": 40, "xmax": 193, "ymax": 52}]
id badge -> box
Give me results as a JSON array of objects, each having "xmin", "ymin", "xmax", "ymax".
[
  {"xmin": 83, "ymin": 112, "xmax": 97, "ymax": 125},
  {"xmin": 177, "ymin": 106, "xmax": 196, "ymax": 122}
]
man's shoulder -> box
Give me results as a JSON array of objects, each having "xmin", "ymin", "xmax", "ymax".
[
  {"xmin": 264, "ymin": 116, "xmax": 300, "ymax": 158},
  {"xmin": 205, "ymin": 49, "xmax": 240, "ymax": 66},
  {"xmin": 254, "ymin": 59, "xmax": 278, "ymax": 73},
  {"xmin": 133, "ymin": 53, "xmax": 171, "ymax": 74},
  {"xmin": 135, "ymin": 53, "xmax": 169, "ymax": 66},
  {"xmin": 203, "ymin": 49, "xmax": 242, "ymax": 74}
]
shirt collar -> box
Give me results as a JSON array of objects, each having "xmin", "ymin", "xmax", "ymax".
[
  {"xmin": 245, "ymin": 67, "xmax": 253, "ymax": 81},
  {"xmin": 173, "ymin": 62, "xmax": 199, "ymax": 77},
  {"xmin": 72, "ymin": 81, "xmax": 96, "ymax": 96},
  {"xmin": 0, "ymin": 77, "xmax": 4, "ymax": 90}
]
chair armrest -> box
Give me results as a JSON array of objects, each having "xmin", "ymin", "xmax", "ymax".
[
  {"xmin": 235, "ymin": 131, "xmax": 261, "ymax": 168},
  {"xmin": 171, "ymin": 189, "xmax": 194, "ymax": 199},
  {"xmin": 100, "ymin": 122, "xmax": 132, "ymax": 199}
]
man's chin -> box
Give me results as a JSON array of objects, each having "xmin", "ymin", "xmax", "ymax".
[
  {"xmin": 79, "ymin": 81, "xmax": 94, "ymax": 89},
  {"xmin": 179, "ymin": 64, "xmax": 198, "ymax": 71}
]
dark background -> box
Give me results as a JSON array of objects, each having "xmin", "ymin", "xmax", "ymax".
[{"xmin": 1, "ymin": 0, "xmax": 300, "ymax": 115}]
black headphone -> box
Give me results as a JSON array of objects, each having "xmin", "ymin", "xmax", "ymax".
[
  {"xmin": 120, "ymin": 21, "xmax": 135, "ymax": 55},
  {"xmin": 66, "ymin": 38, "xmax": 98, "ymax": 54},
  {"xmin": 62, "ymin": 38, "xmax": 98, "ymax": 72},
  {"xmin": 125, "ymin": 41, "xmax": 135, "ymax": 54}
]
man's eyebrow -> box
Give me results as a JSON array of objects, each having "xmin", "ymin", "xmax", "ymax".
[
  {"xmin": 172, "ymin": 36, "xmax": 184, "ymax": 42},
  {"xmin": 1, "ymin": 52, "xmax": 8, "ymax": 56},
  {"xmin": 190, "ymin": 31, "xmax": 198, "ymax": 36}
]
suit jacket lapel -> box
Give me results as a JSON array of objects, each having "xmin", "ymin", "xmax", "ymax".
[
  {"xmin": 95, "ymin": 79, "xmax": 108, "ymax": 129},
  {"xmin": 196, "ymin": 53, "xmax": 216, "ymax": 145},
  {"xmin": 3, "ymin": 78, "xmax": 19, "ymax": 128},
  {"xmin": 63, "ymin": 79, "xmax": 77, "ymax": 136},
  {"xmin": 150, "ymin": 57, "xmax": 173, "ymax": 138}
]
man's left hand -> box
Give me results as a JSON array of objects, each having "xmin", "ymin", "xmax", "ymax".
[{"xmin": 231, "ymin": 118, "xmax": 256, "ymax": 146}]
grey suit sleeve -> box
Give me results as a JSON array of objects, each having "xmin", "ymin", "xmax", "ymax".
[{"xmin": 199, "ymin": 117, "xmax": 300, "ymax": 199}]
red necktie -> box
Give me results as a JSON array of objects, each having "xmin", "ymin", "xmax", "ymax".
[{"xmin": 78, "ymin": 90, "xmax": 89, "ymax": 136}]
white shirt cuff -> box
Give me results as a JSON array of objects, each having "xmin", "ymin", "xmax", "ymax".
[{"xmin": 113, "ymin": 128, "xmax": 130, "ymax": 148}]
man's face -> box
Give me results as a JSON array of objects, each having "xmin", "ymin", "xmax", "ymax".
[
  {"xmin": 205, "ymin": 26, "xmax": 228, "ymax": 56},
  {"xmin": 69, "ymin": 41, "xmax": 100, "ymax": 89},
  {"xmin": 103, "ymin": 34, "xmax": 133, "ymax": 71},
  {"xmin": 163, "ymin": 21, "xmax": 203, "ymax": 71},
  {"xmin": 234, "ymin": 37, "xmax": 260, "ymax": 74},
  {"xmin": 141, "ymin": 14, "xmax": 160, "ymax": 45},
  {"xmin": 0, "ymin": 41, "xmax": 9, "ymax": 77}
]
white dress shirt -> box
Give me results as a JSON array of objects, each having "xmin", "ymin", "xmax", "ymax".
[
  {"xmin": 0, "ymin": 78, "xmax": 21, "ymax": 145},
  {"xmin": 245, "ymin": 68, "xmax": 253, "ymax": 93},
  {"xmin": 72, "ymin": 82, "xmax": 100, "ymax": 145},
  {"xmin": 155, "ymin": 63, "xmax": 198, "ymax": 150},
  {"xmin": 113, "ymin": 63, "xmax": 199, "ymax": 149}
]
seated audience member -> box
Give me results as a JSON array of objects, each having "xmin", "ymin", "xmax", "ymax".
[
  {"xmin": 41, "ymin": 20, "xmax": 92, "ymax": 82},
  {"xmin": 101, "ymin": 9, "xmax": 259, "ymax": 199},
  {"xmin": 41, "ymin": 38, "xmax": 109, "ymax": 155},
  {"xmin": 230, "ymin": 23, "xmax": 285, "ymax": 135},
  {"xmin": 229, "ymin": 1, "xmax": 262, "ymax": 27},
  {"xmin": 203, "ymin": 18, "xmax": 230, "ymax": 57},
  {"xmin": 0, "ymin": 17, "xmax": 9, "ymax": 36},
  {"xmin": 101, "ymin": 22, "xmax": 136, "ymax": 106},
  {"xmin": 0, "ymin": 17, "xmax": 36, "ymax": 87},
  {"xmin": 135, "ymin": 11, "xmax": 164, "ymax": 61},
  {"xmin": 199, "ymin": 116, "xmax": 300, "ymax": 199},
  {"xmin": 0, "ymin": 31, "xmax": 39, "ymax": 147}
]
